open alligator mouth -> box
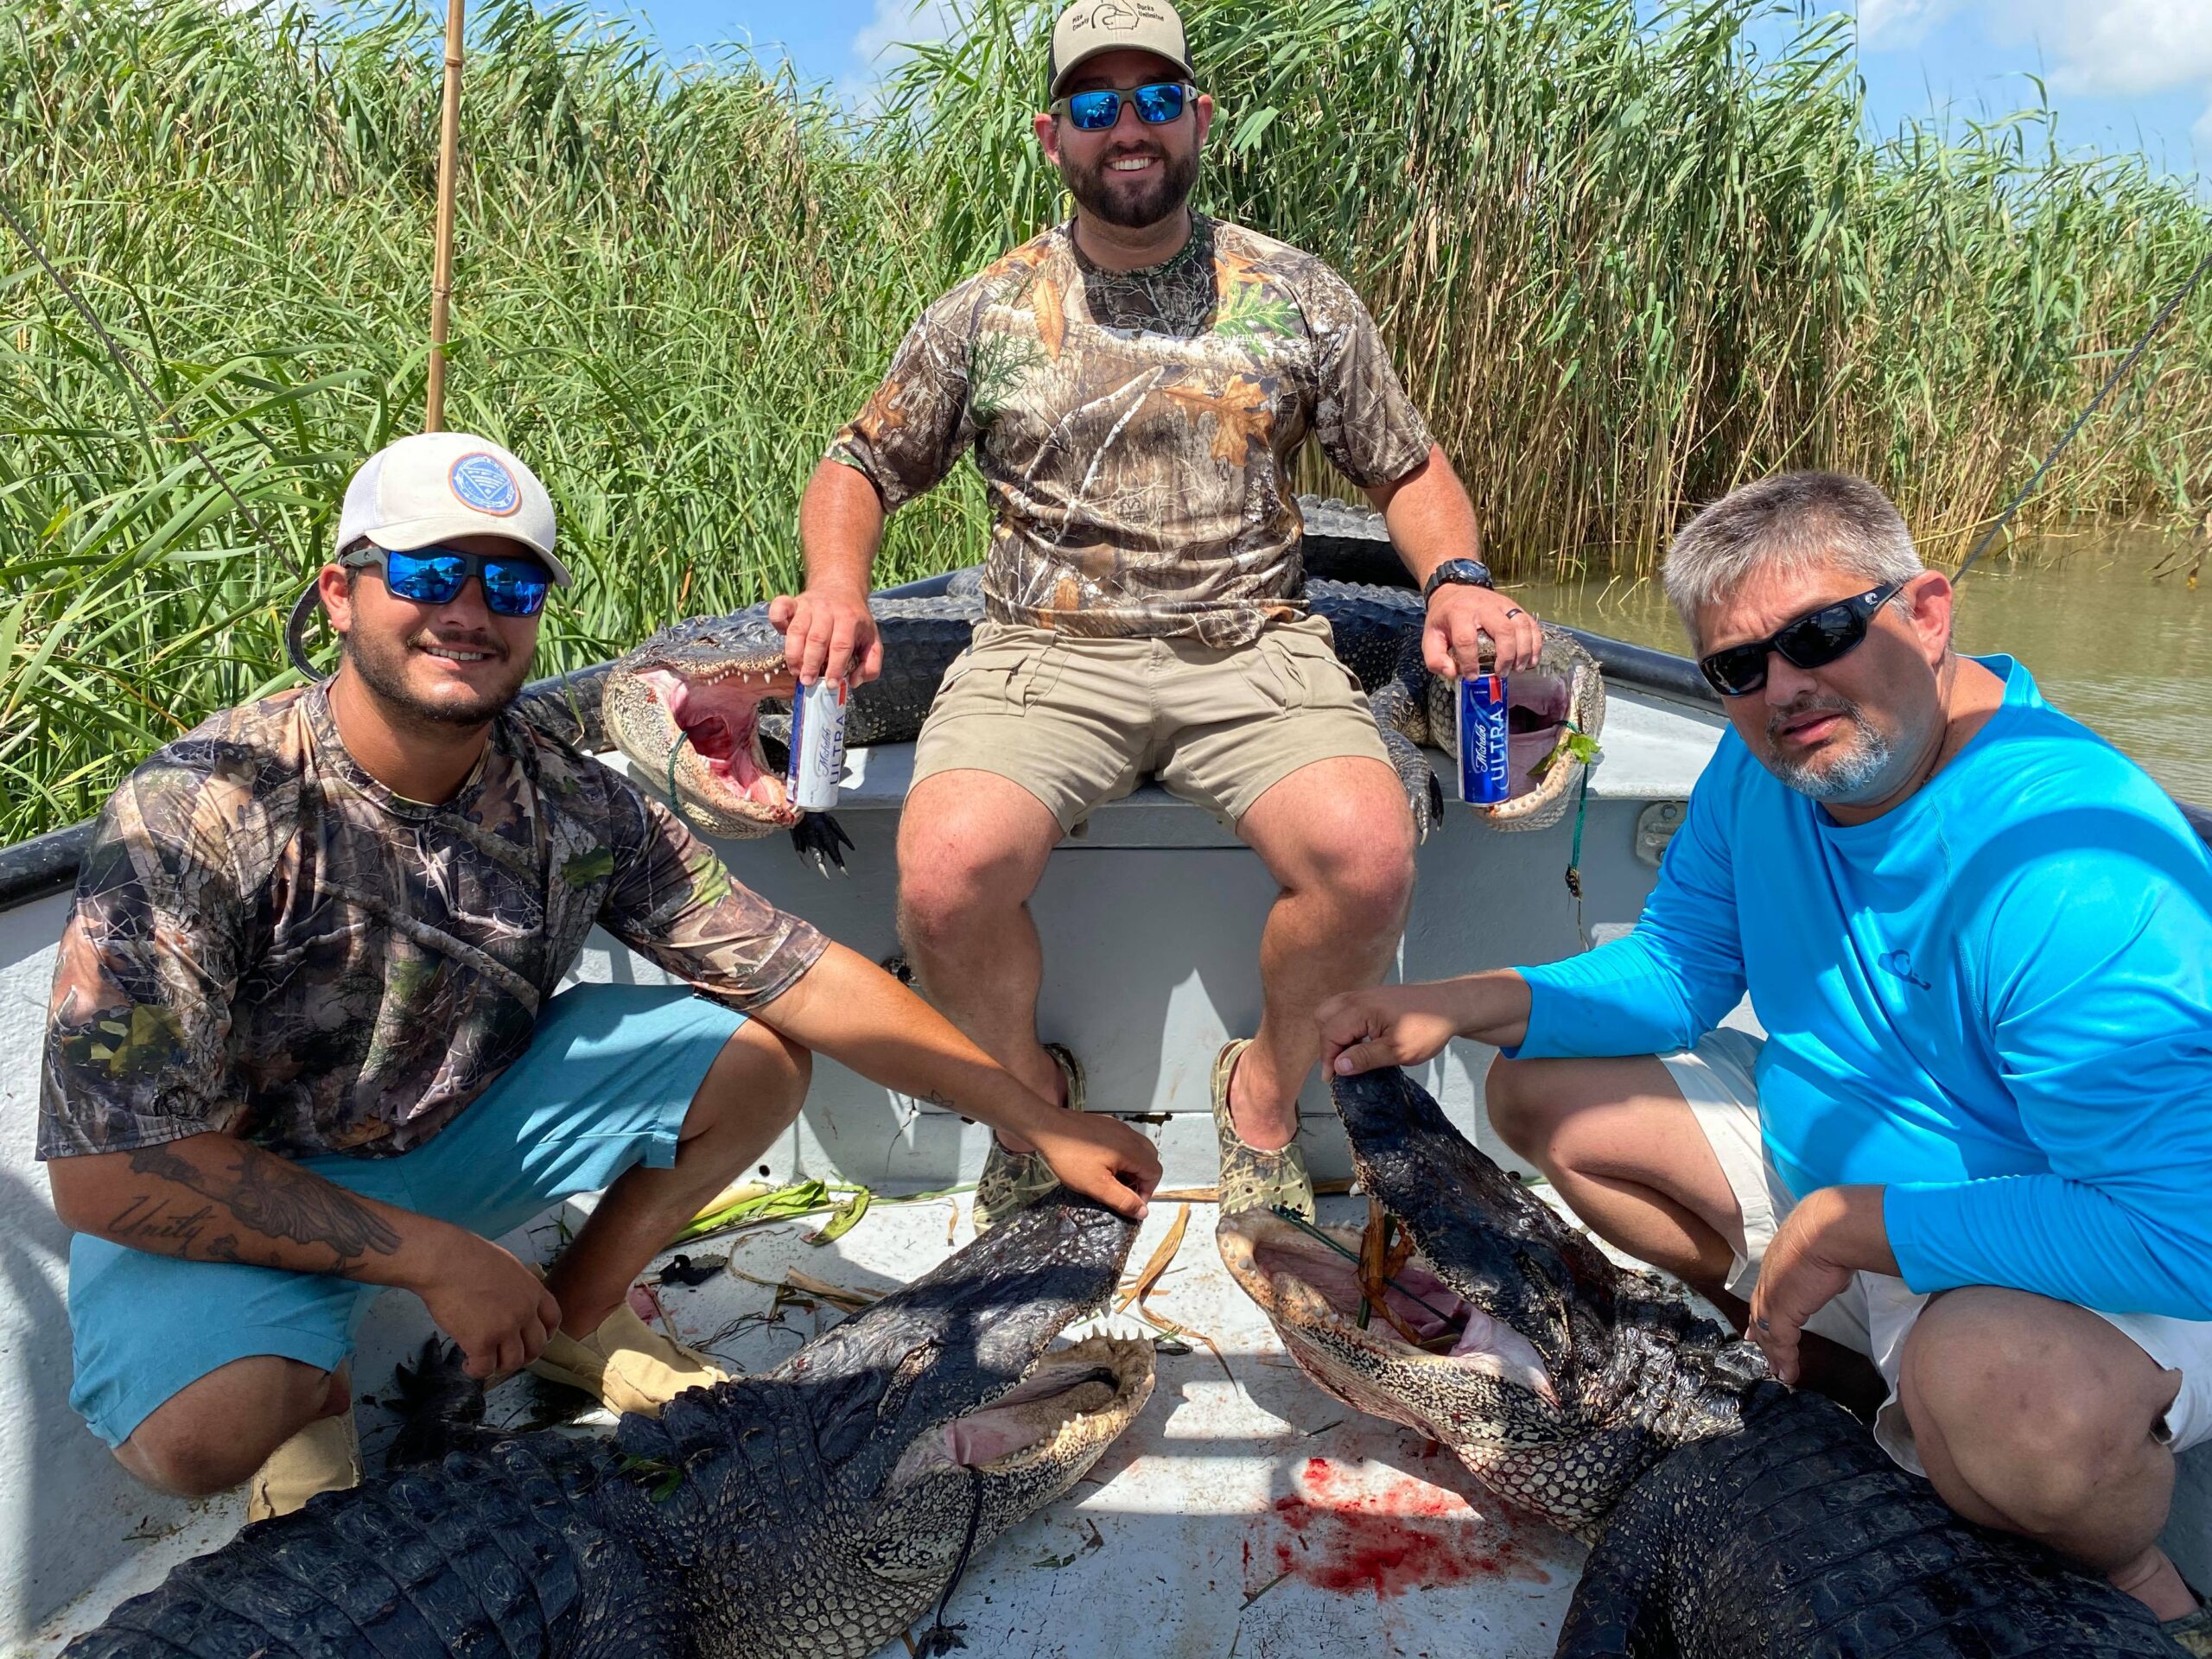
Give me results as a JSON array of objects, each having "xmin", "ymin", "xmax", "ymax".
[
  {"xmin": 890, "ymin": 1335, "xmax": 1154, "ymax": 1487},
  {"xmin": 1217, "ymin": 1211, "xmax": 1558, "ymax": 1442},
  {"xmin": 638, "ymin": 665, "xmax": 798, "ymax": 830}
]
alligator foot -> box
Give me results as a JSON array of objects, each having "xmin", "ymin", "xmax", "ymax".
[{"xmin": 790, "ymin": 812, "xmax": 855, "ymax": 876}]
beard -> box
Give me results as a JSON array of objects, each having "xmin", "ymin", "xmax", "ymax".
[
  {"xmin": 1761, "ymin": 693, "xmax": 1913, "ymax": 804},
  {"xmin": 1060, "ymin": 140, "xmax": 1199, "ymax": 230},
  {"xmin": 341, "ymin": 623, "xmax": 530, "ymax": 731}
]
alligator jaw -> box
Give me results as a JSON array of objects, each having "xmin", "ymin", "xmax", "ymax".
[
  {"xmin": 603, "ymin": 613, "xmax": 802, "ymax": 839},
  {"xmin": 1223, "ymin": 1068, "xmax": 1752, "ymax": 1539}
]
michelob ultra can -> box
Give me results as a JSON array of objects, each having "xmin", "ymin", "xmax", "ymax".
[
  {"xmin": 1457, "ymin": 674, "xmax": 1511, "ymax": 804},
  {"xmin": 786, "ymin": 677, "xmax": 849, "ymax": 811}
]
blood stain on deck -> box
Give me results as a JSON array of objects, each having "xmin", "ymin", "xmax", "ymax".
[{"xmin": 1247, "ymin": 1454, "xmax": 1550, "ymax": 1599}]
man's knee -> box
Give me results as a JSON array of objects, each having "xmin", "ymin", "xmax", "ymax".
[
  {"xmin": 1269, "ymin": 789, "xmax": 1416, "ymax": 934},
  {"xmin": 1484, "ymin": 1055, "xmax": 1553, "ymax": 1157},
  {"xmin": 1903, "ymin": 1289, "xmax": 2173, "ymax": 1537},
  {"xmin": 118, "ymin": 1357, "xmax": 329, "ymax": 1497},
  {"xmin": 697, "ymin": 1021, "xmax": 812, "ymax": 1135},
  {"xmin": 897, "ymin": 774, "xmax": 1058, "ymax": 937}
]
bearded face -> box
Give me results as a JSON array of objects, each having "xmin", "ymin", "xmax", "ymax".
[{"xmin": 1043, "ymin": 48, "xmax": 1210, "ymax": 235}]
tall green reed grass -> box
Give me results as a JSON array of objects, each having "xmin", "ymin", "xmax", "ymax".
[{"xmin": 3, "ymin": 0, "xmax": 2209, "ymax": 840}]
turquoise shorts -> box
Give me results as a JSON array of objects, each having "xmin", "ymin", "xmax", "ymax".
[{"xmin": 67, "ymin": 982, "xmax": 745, "ymax": 1449}]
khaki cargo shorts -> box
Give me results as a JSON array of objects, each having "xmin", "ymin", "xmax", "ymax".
[
  {"xmin": 910, "ymin": 614, "xmax": 1393, "ymax": 831},
  {"xmin": 1666, "ymin": 1027, "xmax": 2212, "ymax": 1477}
]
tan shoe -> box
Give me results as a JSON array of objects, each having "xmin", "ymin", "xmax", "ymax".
[
  {"xmin": 246, "ymin": 1407, "xmax": 360, "ymax": 1522},
  {"xmin": 974, "ymin": 1044, "xmax": 1084, "ymax": 1234},
  {"xmin": 528, "ymin": 1300, "xmax": 730, "ymax": 1418},
  {"xmin": 1211, "ymin": 1038, "xmax": 1315, "ymax": 1220}
]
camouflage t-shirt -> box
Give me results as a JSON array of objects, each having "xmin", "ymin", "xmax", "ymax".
[
  {"xmin": 39, "ymin": 684, "xmax": 829, "ymax": 1161},
  {"xmin": 827, "ymin": 215, "xmax": 1436, "ymax": 648}
]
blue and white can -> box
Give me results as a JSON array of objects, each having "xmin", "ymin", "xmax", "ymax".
[
  {"xmin": 1457, "ymin": 674, "xmax": 1511, "ymax": 804},
  {"xmin": 786, "ymin": 678, "xmax": 849, "ymax": 811}
]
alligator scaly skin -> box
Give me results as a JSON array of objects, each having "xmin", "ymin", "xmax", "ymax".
[{"xmin": 63, "ymin": 1196, "xmax": 1150, "ymax": 1659}]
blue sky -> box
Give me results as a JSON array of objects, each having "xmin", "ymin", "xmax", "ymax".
[{"xmin": 626, "ymin": 0, "xmax": 2209, "ymax": 180}]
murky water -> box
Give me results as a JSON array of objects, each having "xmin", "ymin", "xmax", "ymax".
[{"xmin": 1510, "ymin": 529, "xmax": 2212, "ymax": 806}]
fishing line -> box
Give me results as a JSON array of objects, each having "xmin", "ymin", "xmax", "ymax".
[{"xmin": 1954, "ymin": 241, "xmax": 2212, "ymax": 582}]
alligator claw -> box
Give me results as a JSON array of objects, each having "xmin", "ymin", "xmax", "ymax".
[{"xmin": 790, "ymin": 811, "xmax": 855, "ymax": 876}]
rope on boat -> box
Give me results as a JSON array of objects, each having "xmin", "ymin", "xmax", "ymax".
[{"xmin": 1955, "ymin": 240, "xmax": 2212, "ymax": 582}]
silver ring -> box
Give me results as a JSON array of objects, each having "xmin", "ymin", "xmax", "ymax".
[
  {"xmin": 1504, "ymin": 607, "xmax": 1526, "ymax": 619},
  {"xmin": 1755, "ymin": 1317, "xmax": 1771, "ymax": 1332}
]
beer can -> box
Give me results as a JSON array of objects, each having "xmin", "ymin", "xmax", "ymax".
[
  {"xmin": 1457, "ymin": 674, "xmax": 1511, "ymax": 804},
  {"xmin": 785, "ymin": 678, "xmax": 849, "ymax": 811}
]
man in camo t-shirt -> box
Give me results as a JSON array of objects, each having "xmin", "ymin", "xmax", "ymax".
[
  {"xmin": 40, "ymin": 433, "xmax": 1158, "ymax": 1520},
  {"xmin": 773, "ymin": 0, "xmax": 1542, "ymax": 1230}
]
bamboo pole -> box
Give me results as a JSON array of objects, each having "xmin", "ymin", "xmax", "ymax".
[{"xmin": 423, "ymin": 0, "xmax": 465, "ymax": 431}]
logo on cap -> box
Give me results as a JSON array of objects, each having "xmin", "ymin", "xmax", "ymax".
[
  {"xmin": 1074, "ymin": 0, "xmax": 1166, "ymax": 32},
  {"xmin": 449, "ymin": 453, "xmax": 521, "ymax": 517}
]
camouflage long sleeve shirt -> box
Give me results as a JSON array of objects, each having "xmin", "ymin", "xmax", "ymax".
[
  {"xmin": 40, "ymin": 684, "xmax": 828, "ymax": 1161},
  {"xmin": 826, "ymin": 215, "xmax": 1436, "ymax": 649}
]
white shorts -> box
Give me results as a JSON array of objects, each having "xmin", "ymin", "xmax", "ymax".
[{"xmin": 1663, "ymin": 1027, "xmax": 2212, "ymax": 1476}]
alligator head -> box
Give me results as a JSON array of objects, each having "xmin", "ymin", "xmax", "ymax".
[
  {"xmin": 1427, "ymin": 623, "xmax": 1609, "ymax": 833},
  {"xmin": 609, "ymin": 1191, "xmax": 1154, "ymax": 1657},
  {"xmin": 1218, "ymin": 1068, "xmax": 1759, "ymax": 1538},
  {"xmin": 603, "ymin": 609, "xmax": 801, "ymax": 841}
]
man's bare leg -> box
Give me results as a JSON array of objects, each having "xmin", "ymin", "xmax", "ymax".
[
  {"xmin": 1900, "ymin": 1287, "xmax": 2192, "ymax": 1619},
  {"xmin": 118, "ymin": 1357, "xmax": 347, "ymax": 1497},
  {"xmin": 896, "ymin": 770, "xmax": 1068, "ymax": 1152},
  {"xmin": 1486, "ymin": 1052, "xmax": 1884, "ymax": 1415},
  {"xmin": 1229, "ymin": 757, "xmax": 1417, "ymax": 1150},
  {"xmin": 543, "ymin": 1020, "xmax": 811, "ymax": 1337}
]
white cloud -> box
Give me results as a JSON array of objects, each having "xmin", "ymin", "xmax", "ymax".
[
  {"xmin": 2006, "ymin": 0, "xmax": 2212, "ymax": 96},
  {"xmin": 851, "ymin": 0, "xmax": 962, "ymax": 82},
  {"xmin": 1856, "ymin": 0, "xmax": 1964, "ymax": 53},
  {"xmin": 1856, "ymin": 0, "xmax": 2210, "ymax": 165}
]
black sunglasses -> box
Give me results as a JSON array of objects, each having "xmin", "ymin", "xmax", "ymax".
[
  {"xmin": 1051, "ymin": 81, "xmax": 1192, "ymax": 131},
  {"xmin": 1697, "ymin": 581, "xmax": 1904, "ymax": 697},
  {"xmin": 340, "ymin": 543, "xmax": 553, "ymax": 617}
]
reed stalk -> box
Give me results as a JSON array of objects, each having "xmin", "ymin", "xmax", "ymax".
[{"xmin": 3, "ymin": 0, "xmax": 2208, "ymax": 841}]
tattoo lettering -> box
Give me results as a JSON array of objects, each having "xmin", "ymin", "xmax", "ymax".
[
  {"xmin": 105, "ymin": 1195, "xmax": 219, "ymax": 1250},
  {"xmin": 122, "ymin": 1141, "xmax": 401, "ymax": 1268}
]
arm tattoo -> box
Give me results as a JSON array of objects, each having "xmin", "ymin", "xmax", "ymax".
[{"xmin": 122, "ymin": 1141, "xmax": 401, "ymax": 1268}]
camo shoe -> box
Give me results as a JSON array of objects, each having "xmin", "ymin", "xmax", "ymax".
[
  {"xmin": 2165, "ymin": 1599, "xmax": 2212, "ymax": 1657},
  {"xmin": 528, "ymin": 1300, "xmax": 730, "ymax": 1418},
  {"xmin": 974, "ymin": 1044, "xmax": 1084, "ymax": 1234},
  {"xmin": 1211, "ymin": 1038, "xmax": 1315, "ymax": 1221},
  {"xmin": 246, "ymin": 1406, "xmax": 360, "ymax": 1522}
]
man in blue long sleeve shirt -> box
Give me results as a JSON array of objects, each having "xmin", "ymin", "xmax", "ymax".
[{"xmin": 1319, "ymin": 471, "xmax": 2212, "ymax": 1642}]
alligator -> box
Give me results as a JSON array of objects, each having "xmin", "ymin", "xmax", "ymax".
[
  {"xmin": 66, "ymin": 1192, "xmax": 1154, "ymax": 1659},
  {"xmin": 1217, "ymin": 1068, "xmax": 2187, "ymax": 1658},
  {"xmin": 566, "ymin": 501, "xmax": 1604, "ymax": 868}
]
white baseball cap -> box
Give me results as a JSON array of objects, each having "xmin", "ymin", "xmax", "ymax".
[{"xmin": 334, "ymin": 431, "xmax": 571, "ymax": 586}]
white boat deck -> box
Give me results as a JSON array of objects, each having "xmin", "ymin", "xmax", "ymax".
[{"xmin": 29, "ymin": 1192, "xmax": 1594, "ymax": 1658}]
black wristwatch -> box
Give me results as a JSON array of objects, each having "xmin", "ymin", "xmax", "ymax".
[{"xmin": 1421, "ymin": 557, "xmax": 1495, "ymax": 601}]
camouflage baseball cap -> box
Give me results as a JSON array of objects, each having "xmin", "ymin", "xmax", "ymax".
[{"xmin": 1047, "ymin": 0, "xmax": 1194, "ymax": 100}]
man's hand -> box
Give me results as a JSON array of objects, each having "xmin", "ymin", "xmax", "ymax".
[
  {"xmin": 767, "ymin": 586, "xmax": 883, "ymax": 688},
  {"xmin": 1024, "ymin": 1111, "xmax": 1161, "ymax": 1222},
  {"xmin": 1425, "ymin": 584, "xmax": 1543, "ymax": 679},
  {"xmin": 410, "ymin": 1231, "xmax": 564, "ymax": 1380},
  {"xmin": 1749, "ymin": 1185, "xmax": 1897, "ymax": 1386},
  {"xmin": 1319, "ymin": 982, "xmax": 1470, "ymax": 1077}
]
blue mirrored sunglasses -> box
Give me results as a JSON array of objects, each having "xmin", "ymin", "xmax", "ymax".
[
  {"xmin": 340, "ymin": 543, "xmax": 553, "ymax": 616},
  {"xmin": 1053, "ymin": 80, "xmax": 1192, "ymax": 131}
]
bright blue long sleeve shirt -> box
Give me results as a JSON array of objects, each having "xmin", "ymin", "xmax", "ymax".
[{"xmin": 1510, "ymin": 658, "xmax": 2212, "ymax": 1320}]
